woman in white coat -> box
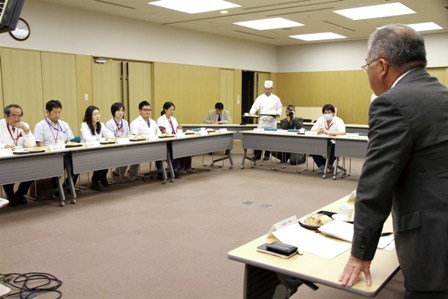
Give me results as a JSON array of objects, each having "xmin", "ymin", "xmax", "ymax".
[{"xmin": 81, "ymin": 105, "xmax": 114, "ymax": 191}]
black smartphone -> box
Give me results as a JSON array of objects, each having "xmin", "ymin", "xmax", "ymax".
[{"xmin": 257, "ymin": 242, "xmax": 298, "ymax": 259}]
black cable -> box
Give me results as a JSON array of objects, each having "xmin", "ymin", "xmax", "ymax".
[{"xmin": 0, "ymin": 272, "xmax": 63, "ymax": 299}]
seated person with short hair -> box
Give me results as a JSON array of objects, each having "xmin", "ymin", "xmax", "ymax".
[
  {"xmin": 273, "ymin": 105, "xmax": 305, "ymax": 164},
  {"xmin": 34, "ymin": 99, "xmax": 77, "ymax": 192},
  {"xmin": 106, "ymin": 102, "xmax": 132, "ymax": 182},
  {"xmin": 129, "ymin": 100, "xmax": 162, "ymax": 179},
  {"xmin": 311, "ymin": 104, "xmax": 345, "ymax": 173},
  {"xmin": 204, "ymin": 102, "xmax": 232, "ymax": 124},
  {"xmin": 0, "ymin": 104, "xmax": 36, "ymax": 207}
]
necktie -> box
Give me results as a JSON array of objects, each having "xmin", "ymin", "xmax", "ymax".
[{"xmin": 217, "ymin": 114, "xmax": 221, "ymax": 122}]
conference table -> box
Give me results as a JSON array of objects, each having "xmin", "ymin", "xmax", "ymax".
[
  {"xmin": 64, "ymin": 138, "xmax": 170, "ymax": 201},
  {"xmin": 228, "ymin": 195, "xmax": 399, "ymax": 299},
  {"xmin": 182, "ymin": 124, "xmax": 257, "ymax": 139},
  {"xmin": 0, "ymin": 149, "xmax": 66, "ymax": 206},
  {"xmin": 240, "ymin": 130, "xmax": 368, "ymax": 179},
  {"xmin": 168, "ymin": 131, "xmax": 234, "ymax": 179}
]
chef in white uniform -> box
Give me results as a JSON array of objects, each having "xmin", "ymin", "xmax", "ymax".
[{"xmin": 249, "ymin": 80, "xmax": 283, "ymax": 161}]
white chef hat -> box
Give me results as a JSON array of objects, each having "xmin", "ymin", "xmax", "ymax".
[{"xmin": 264, "ymin": 80, "xmax": 273, "ymax": 88}]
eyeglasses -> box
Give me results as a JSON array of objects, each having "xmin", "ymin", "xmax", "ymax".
[
  {"xmin": 361, "ymin": 58, "xmax": 380, "ymax": 72},
  {"xmin": 361, "ymin": 58, "xmax": 391, "ymax": 72}
]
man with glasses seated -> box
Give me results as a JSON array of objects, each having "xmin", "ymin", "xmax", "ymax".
[
  {"xmin": 0, "ymin": 104, "xmax": 36, "ymax": 207},
  {"xmin": 129, "ymin": 101, "xmax": 162, "ymax": 180}
]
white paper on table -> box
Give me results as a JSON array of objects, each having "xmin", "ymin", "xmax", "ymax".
[
  {"xmin": 272, "ymin": 223, "xmax": 351, "ymax": 259},
  {"xmin": 319, "ymin": 220, "xmax": 395, "ymax": 250}
]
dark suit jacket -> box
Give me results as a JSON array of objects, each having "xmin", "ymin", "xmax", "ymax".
[
  {"xmin": 352, "ymin": 68, "xmax": 448, "ymax": 292},
  {"xmin": 280, "ymin": 117, "xmax": 303, "ymax": 130}
]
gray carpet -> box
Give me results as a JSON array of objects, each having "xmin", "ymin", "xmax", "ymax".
[{"xmin": 0, "ymin": 153, "xmax": 405, "ymax": 298}]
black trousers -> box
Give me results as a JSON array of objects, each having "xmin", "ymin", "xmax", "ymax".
[
  {"xmin": 3, "ymin": 181, "xmax": 33, "ymax": 198},
  {"xmin": 404, "ymin": 291, "xmax": 448, "ymax": 299},
  {"xmin": 405, "ymin": 291, "xmax": 448, "ymax": 299}
]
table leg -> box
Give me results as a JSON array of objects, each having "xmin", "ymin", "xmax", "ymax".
[
  {"xmin": 56, "ymin": 176, "xmax": 66, "ymax": 207},
  {"xmin": 63, "ymin": 155, "xmax": 77, "ymax": 203}
]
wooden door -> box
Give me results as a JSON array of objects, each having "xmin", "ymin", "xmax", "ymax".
[
  {"xmin": 220, "ymin": 69, "xmax": 235, "ymax": 123},
  {"xmin": 92, "ymin": 59, "xmax": 122, "ymax": 121},
  {"xmin": 128, "ymin": 61, "xmax": 153, "ymax": 121}
]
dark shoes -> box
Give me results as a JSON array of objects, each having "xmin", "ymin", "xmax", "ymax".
[
  {"xmin": 252, "ymin": 156, "xmax": 261, "ymax": 161},
  {"xmin": 7, "ymin": 192, "xmax": 27, "ymax": 207},
  {"xmin": 263, "ymin": 155, "xmax": 270, "ymax": 161},
  {"xmin": 91, "ymin": 180, "xmax": 104, "ymax": 191},
  {"xmin": 15, "ymin": 192, "xmax": 27, "ymax": 205}
]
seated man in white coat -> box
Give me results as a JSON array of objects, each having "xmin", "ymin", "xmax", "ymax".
[
  {"xmin": 0, "ymin": 104, "xmax": 36, "ymax": 207},
  {"xmin": 129, "ymin": 101, "xmax": 161, "ymax": 178}
]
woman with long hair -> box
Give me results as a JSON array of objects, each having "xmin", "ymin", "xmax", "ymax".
[
  {"xmin": 157, "ymin": 101, "xmax": 194, "ymax": 177},
  {"xmin": 80, "ymin": 105, "xmax": 114, "ymax": 191}
]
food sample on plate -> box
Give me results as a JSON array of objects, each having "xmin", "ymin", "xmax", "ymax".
[{"xmin": 304, "ymin": 213, "xmax": 332, "ymax": 227}]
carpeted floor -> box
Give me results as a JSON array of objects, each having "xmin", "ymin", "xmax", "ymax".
[{"xmin": 0, "ymin": 153, "xmax": 405, "ymax": 298}]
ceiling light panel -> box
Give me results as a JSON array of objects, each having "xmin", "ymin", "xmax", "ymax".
[
  {"xmin": 406, "ymin": 22, "xmax": 443, "ymax": 32},
  {"xmin": 148, "ymin": 0, "xmax": 240, "ymax": 14},
  {"xmin": 334, "ymin": 2, "xmax": 415, "ymax": 20},
  {"xmin": 289, "ymin": 32, "xmax": 347, "ymax": 41},
  {"xmin": 234, "ymin": 18, "xmax": 304, "ymax": 30}
]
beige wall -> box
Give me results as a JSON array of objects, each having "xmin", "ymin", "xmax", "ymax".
[
  {"xmin": 0, "ymin": 46, "xmax": 446, "ymax": 130},
  {"xmin": 276, "ymin": 70, "xmax": 372, "ymax": 124}
]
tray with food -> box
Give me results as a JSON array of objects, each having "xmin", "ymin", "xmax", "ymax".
[
  {"xmin": 13, "ymin": 148, "xmax": 46, "ymax": 155},
  {"xmin": 65, "ymin": 142, "xmax": 83, "ymax": 148},
  {"xmin": 158, "ymin": 134, "xmax": 175, "ymax": 138},
  {"xmin": 298, "ymin": 211, "xmax": 335, "ymax": 230}
]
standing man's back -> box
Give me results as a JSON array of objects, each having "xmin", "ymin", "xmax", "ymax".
[{"xmin": 339, "ymin": 24, "xmax": 448, "ymax": 298}]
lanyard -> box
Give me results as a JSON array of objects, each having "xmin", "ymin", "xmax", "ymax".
[
  {"xmin": 46, "ymin": 117, "xmax": 61, "ymax": 143},
  {"xmin": 168, "ymin": 119, "xmax": 175, "ymax": 134},
  {"xmin": 7, "ymin": 123, "xmax": 21, "ymax": 146},
  {"xmin": 114, "ymin": 118, "xmax": 124, "ymax": 132},
  {"xmin": 325, "ymin": 122, "xmax": 333, "ymax": 131}
]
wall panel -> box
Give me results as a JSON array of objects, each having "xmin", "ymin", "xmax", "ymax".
[
  {"xmin": 41, "ymin": 52, "xmax": 78, "ymax": 133},
  {"xmin": 0, "ymin": 48, "xmax": 43, "ymax": 127}
]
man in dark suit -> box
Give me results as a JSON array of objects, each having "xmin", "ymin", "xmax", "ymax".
[{"xmin": 339, "ymin": 24, "xmax": 448, "ymax": 298}]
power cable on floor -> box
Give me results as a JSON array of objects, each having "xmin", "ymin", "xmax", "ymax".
[{"xmin": 0, "ymin": 272, "xmax": 62, "ymax": 299}]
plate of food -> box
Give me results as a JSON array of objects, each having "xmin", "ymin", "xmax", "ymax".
[
  {"xmin": 298, "ymin": 211, "xmax": 334, "ymax": 230},
  {"xmin": 13, "ymin": 148, "xmax": 46, "ymax": 155},
  {"xmin": 100, "ymin": 138, "xmax": 116, "ymax": 144},
  {"xmin": 158, "ymin": 134, "xmax": 175, "ymax": 138},
  {"xmin": 129, "ymin": 136, "xmax": 147, "ymax": 142},
  {"xmin": 65, "ymin": 142, "xmax": 83, "ymax": 148}
]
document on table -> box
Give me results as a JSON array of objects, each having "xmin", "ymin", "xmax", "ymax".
[
  {"xmin": 318, "ymin": 220, "xmax": 395, "ymax": 251},
  {"xmin": 272, "ymin": 223, "xmax": 351, "ymax": 259}
]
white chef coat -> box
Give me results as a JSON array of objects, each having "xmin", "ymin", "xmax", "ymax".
[{"xmin": 249, "ymin": 93, "xmax": 282, "ymax": 129}]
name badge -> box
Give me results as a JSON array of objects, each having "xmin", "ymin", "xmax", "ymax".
[
  {"xmin": 116, "ymin": 138, "xmax": 131, "ymax": 144},
  {"xmin": 86, "ymin": 141, "xmax": 101, "ymax": 148},
  {"xmin": 48, "ymin": 144, "xmax": 66, "ymax": 152}
]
